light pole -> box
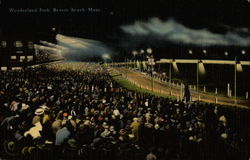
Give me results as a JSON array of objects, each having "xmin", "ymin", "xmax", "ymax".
[
  {"xmin": 148, "ymin": 55, "xmax": 154, "ymax": 92},
  {"xmin": 102, "ymin": 53, "xmax": 110, "ymax": 65},
  {"xmin": 132, "ymin": 50, "xmax": 138, "ymax": 68},
  {"xmin": 234, "ymin": 56, "xmax": 237, "ymax": 104},
  {"xmin": 151, "ymin": 61, "xmax": 154, "ymax": 92},
  {"xmin": 140, "ymin": 49, "xmax": 144, "ymax": 72},
  {"xmin": 147, "ymin": 48, "xmax": 152, "ymax": 73},
  {"xmin": 197, "ymin": 60, "xmax": 201, "ymax": 101},
  {"xmin": 169, "ymin": 59, "xmax": 172, "ymax": 95}
]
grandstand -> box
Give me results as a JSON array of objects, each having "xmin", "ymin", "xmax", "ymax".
[{"xmin": 0, "ymin": 62, "xmax": 250, "ymax": 160}]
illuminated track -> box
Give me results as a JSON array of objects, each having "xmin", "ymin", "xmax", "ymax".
[
  {"xmin": 114, "ymin": 67, "xmax": 250, "ymax": 109},
  {"xmin": 111, "ymin": 59, "xmax": 250, "ymax": 66},
  {"xmin": 157, "ymin": 59, "xmax": 250, "ymax": 65}
]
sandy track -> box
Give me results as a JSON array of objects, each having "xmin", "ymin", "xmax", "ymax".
[{"xmin": 114, "ymin": 67, "xmax": 250, "ymax": 109}]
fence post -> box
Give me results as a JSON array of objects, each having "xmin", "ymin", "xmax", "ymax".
[{"xmin": 227, "ymin": 83, "xmax": 230, "ymax": 97}]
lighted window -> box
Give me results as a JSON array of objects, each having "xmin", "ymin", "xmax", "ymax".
[
  {"xmin": 20, "ymin": 56, "xmax": 25, "ymax": 62},
  {"xmin": 14, "ymin": 41, "xmax": 23, "ymax": 48},
  {"xmin": 28, "ymin": 41, "xmax": 33, "ymax": 49},
  {"xmin": 1, "ymin": 41, "xmax": 7, "ymax": 47},
  {"xmin": 12, "ymin": 67, "xmax": 22, "ymax": 70},
  {"xmin": 27, "ymin": 56, "xmax": 34, "ymax": 62},
  {"xmin": 1, "ymin": 67, "xmax": 7, "ymax": 71},
  {"xmin": 16, "ymin": 51, "xmax": 24, "ymax": 54},
  {"xmin": 10, "ymin": 56, "xmax": 17, "ymax": 60}
]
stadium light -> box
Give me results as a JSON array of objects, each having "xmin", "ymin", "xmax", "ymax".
[
  {"xmin": 140, "ymin": 49, "xmax": 145, "ymax": 54},
  {"xmin": 241, "ymin": 50, "xmax": 246, "ymax": 55},
  {"xmin": 146, "ymin": 48, "xmax": 152, "ymax": 54},
  {"xmin": 102, "ymin": 54, "xmax": 111, "ymax": 64},
  {"xmin": 132, "ymin": 50, "xmax": 138, "ymax": 56},
  {"xmin": 188, "ymin": 50, "xmax": 193, "ymax": 54},
  {"xmin": 140, "ymin": 49, "xmax": 145, "ymax": 72}
]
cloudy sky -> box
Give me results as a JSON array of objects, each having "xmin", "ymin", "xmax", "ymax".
[{"xmin": 1, "ymin": 0, "xmax": 250, "ymax": 61}]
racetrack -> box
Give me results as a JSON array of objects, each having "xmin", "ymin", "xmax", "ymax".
[{"xmin": 114, "ymin": 67, "xmax": 250, "ymax": 109}]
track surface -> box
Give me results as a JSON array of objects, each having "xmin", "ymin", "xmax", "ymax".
[{"xmin": 115, "ymin": 67, "xmax": 250, "ymax": 109}]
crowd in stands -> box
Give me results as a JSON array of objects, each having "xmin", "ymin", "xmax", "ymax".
[{"xmin": 0, "ymin": 62, "xmax": 250, "ymax": 160}]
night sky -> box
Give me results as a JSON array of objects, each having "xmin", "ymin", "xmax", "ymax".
[{"xmin": 1, "ymin": 0, "xmax": 250, "ymax": 60}]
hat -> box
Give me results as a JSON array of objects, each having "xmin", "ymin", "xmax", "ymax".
[
  {"xmin": 39, "ymin": 105, "xmax": 49, "ymax": 110},
  {"xmin": 133, "ymin": 117, "xmax": 139, "ymax": 122},
  {"xmin": 221, "ymin": 133, "xmax": 228, "ymax": 139},
  {"xmin": 63, "ymin": 112, "xmax": 68, "ymax": 117},
  {"xmin": 113, "ymin": 109, "xmax": 120, "ymax": 116},
  {"xmin": 3, "ymin": 141, "xmax": 19, "ymax": 157},
  {"xmin": 27, "ymin": 146, "xmax": 36, "ymax": 154},
  {"xmin": 104, "ymin": 117, "xmax": 109, "ymax": 122},
  {"xmin": 35, "ymin": 108, "xmax": 44, "ymax": 115},
  {"xmin": 155, "ymin": 124, "xmax": 160, "ymax": 130},
  {"xmin": 67, "ymin": 139, "xmax": 78, "ymax": 150},
  {"xmin": 21, "ymin": 146, "xmax": 29, "ymax": 156},
  {"xmin": 119, "ymin": 136, "xmax": 124, "ymax": 141},
  {"xmin": 196, "ymin": 138, "xmax": 203, "ymax": 143},
  {"xmin": 68, "ymin": 115, "xmax": 73, "ymax": 120},
  {"xmin": 219, "ymin": 115, "xmax": 227, "ymax": 123},
  {"xmin": 102, "ymin": 122, "xmax": 109, "ymax": 129},
  {"xmin": 145, "ymin": 123, "xmax": 153, "ymax": 128},
  {"xmin": 111, "ymin": 115, "xmax": 116, "ymax": 119},
  {"xmin": 109, "ymin": 126, "xmax": 115, "ymax": 132},
  {"xmin": 83, "ymin": 120, "xmax": 91, "ymax": 126},
  {"xmin": 21, "ymin": 103, "xmax": 30, "ymax": 111},
  {"xmin": 128, "ymin": 134, "xmax": 135, "ymax": 139},
  {"xmin": 119, "ymin": 129, "xmax": 127, "ymax": 135},
  {"xmin": 101, "ymin": 129, "xmax": 111, "ymax": 138},
  {"xmin": 188, "ymin": 136, "xmax": 194, "ymax": 141},
  {"xmin": 22, "ymin": 146, "xmax": 36, "ymax": 156}
]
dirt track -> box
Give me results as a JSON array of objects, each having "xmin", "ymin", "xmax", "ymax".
[{"xmin": 114, "ymin": 67, "xmax": 250, "ymax": 109}]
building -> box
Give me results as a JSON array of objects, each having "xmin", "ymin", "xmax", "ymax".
[{"xmin": 0, "ymin": 27, "xmax": 57, "ymax": 70}]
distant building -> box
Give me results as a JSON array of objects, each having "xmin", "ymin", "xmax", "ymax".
[{"xmin": 0, "ymin": 27, "xmax": 57, "ymax": 70}]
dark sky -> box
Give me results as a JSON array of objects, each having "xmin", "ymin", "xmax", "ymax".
[
  {"xmin": 1, "ymin": 0, "xmax": 250, "ymax": 35},
  {"xmin": 1, "ymin": 0, "xmax": 250, "ymax": 60}
]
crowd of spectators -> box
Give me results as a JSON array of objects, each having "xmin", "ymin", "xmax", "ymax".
[{"xmin": 0, "ymin": 62, "xmax": 250, "ymax": 160}]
